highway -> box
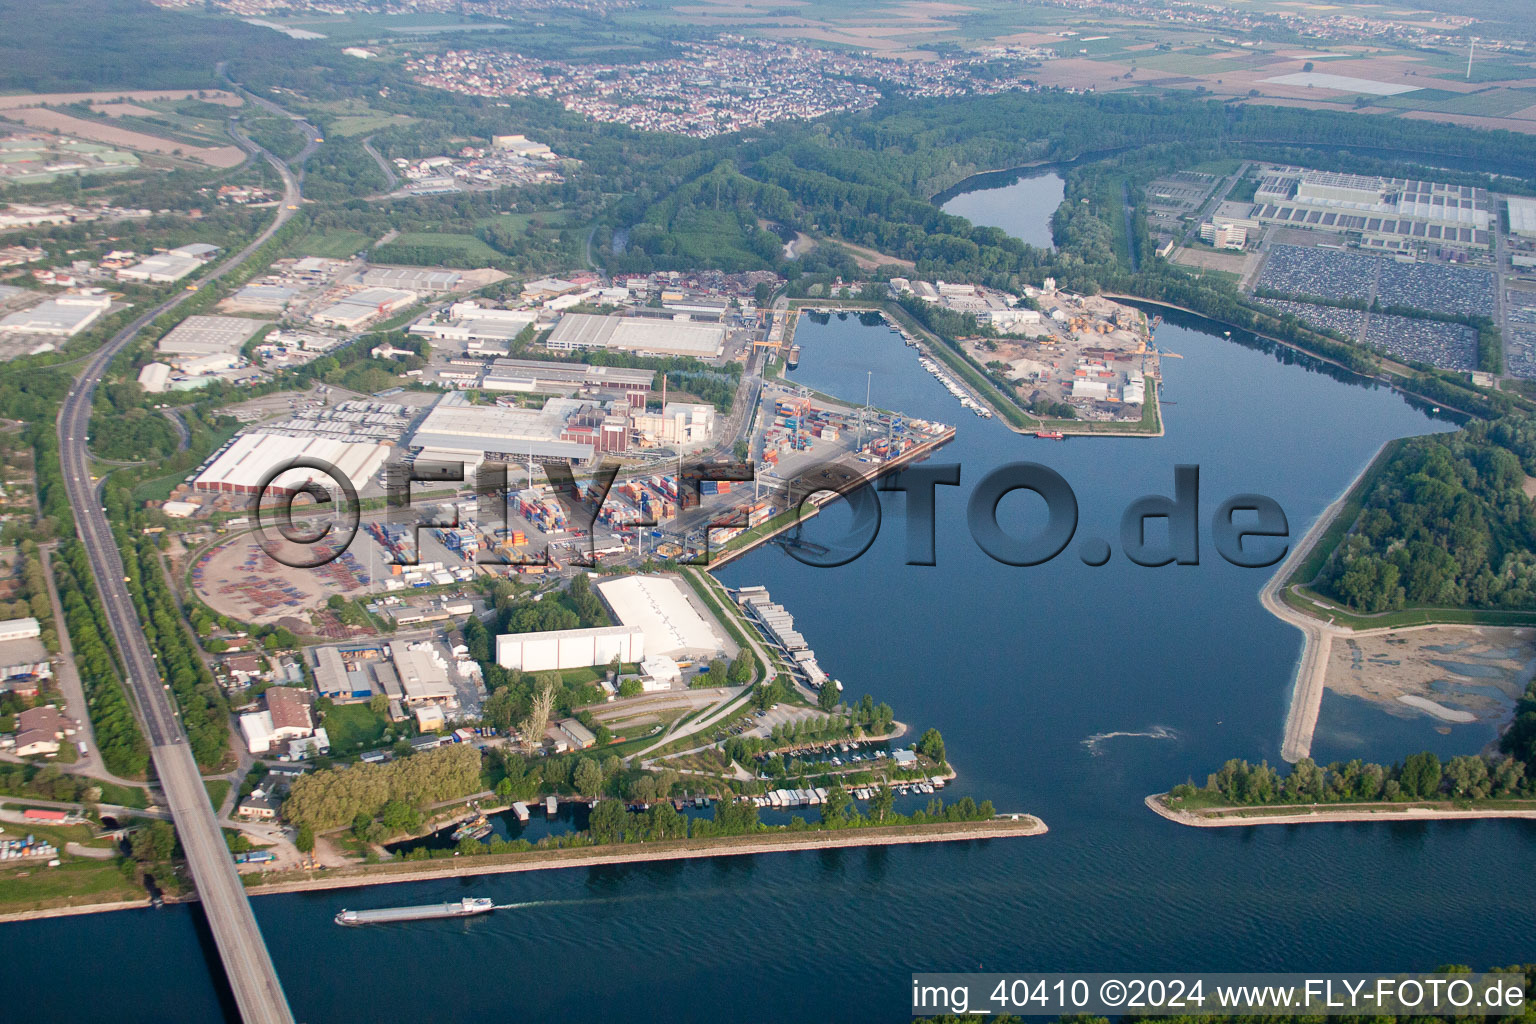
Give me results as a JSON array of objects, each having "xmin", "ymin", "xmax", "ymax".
[{"xmin": 54, "ymin": 76, "xmax": 314, "ymax": 1024}]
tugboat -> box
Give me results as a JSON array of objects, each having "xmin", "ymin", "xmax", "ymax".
[{"xmin": 449, "ymin": 814, "xmax": 492, "ymax": 842}]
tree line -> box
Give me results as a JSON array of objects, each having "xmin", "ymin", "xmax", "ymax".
[{"xmin": 1173, "ymin": 749, "xmax": 1529, "ymax": 807}]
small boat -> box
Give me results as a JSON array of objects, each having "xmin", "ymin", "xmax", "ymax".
[
  {"xmin": 450, "ymin": 815, "xmax": 492, "ymax": 842},
  {"xmin": 1035, "ymin": 430, "xmax": 1065, "ymax": 440}
]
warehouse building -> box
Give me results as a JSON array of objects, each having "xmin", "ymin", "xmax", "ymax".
[
  {"xmin": 0, "ymin": 292, "xmax": 111, "ymax": 336},
  {"xmin": 595, "ymin": 575, "xmax": 726, "ymax": 659},
  {"xmin": 313, "ymin": 287, "xmax": 417, "ymax": 329},
  {"xmin": 388, "ymin": 639, "xmax": 455, "ymax": 703},
  {"xmin": 192, "ymin": 431, "xmax": 392, "ymax": 496},
  {"xmin": 408, "ymin": 391, "xmax": 596, "ymax": 468},
  {"xmin": 495, "ymin": 624, "xmax": 644, "ymax": 671},
  {"xmin": 360, "ymin": 266, "xmax": 462, "ymax": 291},
  {"xmin": 409, "ymin": 302, "xmax": 537, "ymax": 350},
  {"xmin": 480, "ymin": 358, "xmax": 652, "ymax": 405},
  {"xmin": 228, "ymin": 283, "xmax": 296, "ymax": 313},
  {"xmin": 1248, "ymin": 169, "xmax": 1491, "ymax": 251},
  {"xmin": 1509, "ymin": 196, "xmax": 1536, "ymax": 240},
  {"xmin": 156, "ymin": 314, "xmax": 265, "ymax": 365},
  {"xmin": 116, "ymin": 243, "xmax": 218, "ymax": 283},
  {"xmin": 545, "ymin": 312, "xmax": 724, "ymax": 359}
]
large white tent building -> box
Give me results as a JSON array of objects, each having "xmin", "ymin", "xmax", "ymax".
[
  {"xmin": 495, "ymin": 624, "xmax": 644, "ymax": 672},
  {"xmin": 595, "ymin": 574, "xmax": 726, "ymax": 659},
  {"xmin": 193, "ymin": 432, "xmax": 392, "ymax": 495}
]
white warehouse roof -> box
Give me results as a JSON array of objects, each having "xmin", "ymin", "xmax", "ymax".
[
  {"xmin": 545, "ymin": 313, "xmax": 724, "ymax": 358},
  {"xmin": 595, "ymin": 574, "xmax": 725, "ymax": 658},
  {"xmin": 193, "ymin": 431, "xmax": 392, "ymax": 494}
]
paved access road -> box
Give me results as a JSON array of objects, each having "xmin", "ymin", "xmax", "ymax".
[{"xmin": 55, "ymin": 76, "xmax": 309, "ymax": 1024}]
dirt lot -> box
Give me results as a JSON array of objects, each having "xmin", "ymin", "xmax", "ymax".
[
  {"xmin": 192, "ymin": 532, "xmax": 383, "ymax": 625},
  {"xmin": 1325, "ymin": 625, "xmax": 1536, "ymax": 725},
  {"xmin": 1170, "ymin": 246, "xmax": 1254, "ymax": 275}
]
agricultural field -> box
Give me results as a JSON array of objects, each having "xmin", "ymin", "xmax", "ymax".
[{"xmin": 0, "ymin": 90, "xmax": 246, "ymax": 167}]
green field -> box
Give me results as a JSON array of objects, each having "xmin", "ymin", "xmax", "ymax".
[
  {"xmin": 381, "ymin": 231, "xmax": 503, "ymax": 262},
  {"xmin": 327, "ymin": 113, "xmax": 418, "ymax": 138},
  {"xmin": 204, "ymin": 779, "xmax": 230, "ymax": 810},
  {"xmin": 293, "ymin": 228, "xmax": 374, "ymax": 258},
  {"xmin": 0, "ymin": 821, "xmax": 141, "ymax": 914},
  {"xmin": 321, "ymin": 702, "xmax": 390, "ymax": 753}
]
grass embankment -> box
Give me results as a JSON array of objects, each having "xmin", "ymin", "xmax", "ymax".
[
  {"xmin": 0, "ymin": 821, "xmax": 142, "ymax": 916},
  {"xmin": 1149, "ymin": 792, "xmax": 1536, "ymax": 827},
  {"xmin": 244, "ymin": 816, "xmax": 1047, "ymax": 892}
]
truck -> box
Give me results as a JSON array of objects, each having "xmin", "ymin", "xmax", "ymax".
[{"xmin": 234, "ymin": 851, "xmax": 275, "ymax": 864}]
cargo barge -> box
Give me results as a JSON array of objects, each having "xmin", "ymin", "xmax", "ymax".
[{"xmin": 335, "ymin": 897, "xmax": 496, "ymax": 926}]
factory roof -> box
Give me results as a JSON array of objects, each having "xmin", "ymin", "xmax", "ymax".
[
  {"xmin": 545, "ymin": 313, "xmax": 723, "ymax": 358},
  {"xmin": 194, "ymin": 432, "xmax": 392, "ymax": 492},
  {"xmin": 595, "ymin": 574, "xmax": 725, "ymax": 657},
  {"xmin": 156, "ymin": 314, "xmax": 265, "ymax": 357}
]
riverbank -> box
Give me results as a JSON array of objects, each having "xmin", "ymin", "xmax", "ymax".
[
  {"xmin": 245, "ymin": 816, "xmax": 1046, "ymax": 896},
  {"xmin": 1264, "ymin": 443, "xmax": 1384, "ymax": 762},
  {"xmin": 0, "ymin": 818, "xmax": 1046, "ymax": 922},
  {"xmin": 1146, "ymin": 792, "xmax": 1536, "ymax": 828}
]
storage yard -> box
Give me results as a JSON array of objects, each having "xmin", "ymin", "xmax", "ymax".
[{"xmin": 953, "ymin": 289, "xmax": 1157, "ymax": 422}]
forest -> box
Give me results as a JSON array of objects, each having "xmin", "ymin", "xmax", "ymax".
[
  {"xmin": 1173, "ymin": 748, "xmax": 1529, "ymax": 806},
  {"xmin": 1315, "ymin": 417, "xmax": 1536, "ymax": 613}
]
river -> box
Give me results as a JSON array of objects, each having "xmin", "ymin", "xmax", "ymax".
[{"xmin": 7, "ymin": 314, "xmax": 1536, "ymax": 1023}]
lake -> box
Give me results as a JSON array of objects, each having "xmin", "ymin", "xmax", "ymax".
[
  {"xmin": 939, "ymin": 169, "xmax": 1065, "ymax": 249},
  {"xmin": 7, "ymin": 312, "xmax": 1534, "ymax": 1024}
]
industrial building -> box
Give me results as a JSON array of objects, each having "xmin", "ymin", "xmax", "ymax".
[
  {"xmin": 495, "ymin": 624, "xmax": 644, "ymax": 671},
  {"xmin": 310, "ymin": 641, "xmax": 455, "ymax": 707},
  {"xmin": 595, "ymin": 575, "xmax": 725, "ymax": 659},
  {"xmin": 408, "ymin": 392, "xmax": 597, "ymax": 468},
  {"xmin": 1243, "ymin": 169, "xmax": 1492, "ymax": 251},
  {"xmin": 313, "ymin": 287, "xmax": 417, "ymax": 329},
  {"xmin": 632, "ymin": 402, "xmax": 717, "ymax": 449},
  {"xmin": 1199, "ymin": 222, "xmax": 1247, "ymax": 250},
  {"xmin": 480, "ymin": 358, "xmax": 653, "ymax": 405},
  {"xmin": 360, "ymin": 266, "xmax": 462, "ymax": 291},
  {"xmin": 0, "ymin": 618, "xmax": 41, "ymax": 643},
  {"xmin": 1509, "ymin": 196, "xmax": 1536, "ymax": 240},
  {"xmin": 228, "ymin": 283, "xmax": 296, "ymax": 312},
  {"xmin": 409, "ymin": 302, "xmax": 538, "ymax": 350},
  {"xmin": 238, "ymin": 686, "xmax": 318, "ymax": 755},
  {"xmin": 492, "ymin": 134, "xmax": 554, "ymax": 159},
  {"xmin": 155, "ymin": 315, "xmax": 265, "ymax": 367},
  {"xmin": 0, "ymin": 292, "xmax": 111, "ymax": 336},
  {"xmin": 192, "ymin": 431, "xmax": 392, "ymax": 496},
  {"xmin": 116, "ymin": 243, "xmax": 218, "ymax": 283},
  {"xmin": 545, "ymin": 312, "xmax": 725, "ymax": 359}
]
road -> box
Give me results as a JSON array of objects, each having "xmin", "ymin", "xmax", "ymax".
[
  {"xmin": 53, "ymin": 72, "xmax": 306, "ymax": 1024},
  {"xmin": 360, "ymin": 135, "xmax": 399, "ymax": 191}
]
